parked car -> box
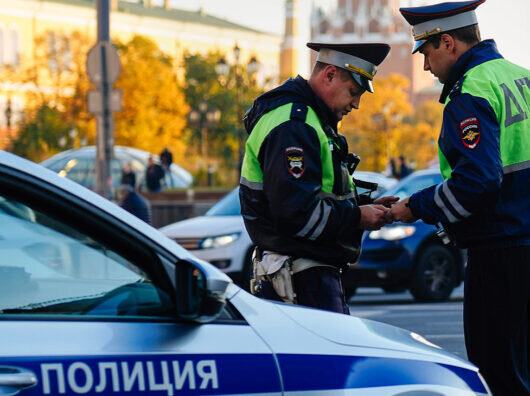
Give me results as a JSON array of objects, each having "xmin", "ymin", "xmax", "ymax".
[
  {"xmin": 354, "ymin": 170, "xmax": 398, "ymax": 197},
  {"xmin": 160, "ymin": 188, "xmax": 255, "ymax": 289},
  {"xmin": 40, "ymin": 145, "xmax": 193, "ymax": 191},
  {"xmin": 342, "ymin": 168, "xmax": 466, "ymax": 302},
  {"xmin": 0, "ymin": 151, "xmax": 491, "ymax": 395},
  {"xmin": 160, "ymin": 172, "xmax": 396, "ymax": 291}
]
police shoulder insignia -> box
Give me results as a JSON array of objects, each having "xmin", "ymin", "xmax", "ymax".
[
  {"xmin": 285, "ymin": 146, "xmax": 305, "ymax": 179},
  {"xmin": 459, "ymin": 116, "xmax": 481, "ymax": 149}
]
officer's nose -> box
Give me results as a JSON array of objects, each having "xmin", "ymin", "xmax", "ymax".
[{"xmin": 351, "ymin": 96, "xmax": 361, "ymax": 110}]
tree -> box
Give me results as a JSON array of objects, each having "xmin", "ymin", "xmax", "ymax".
[
  {"xmin": 10, "ymin": 32, "xmax": 190, "ymax": 167},
  {"xmin": 182, "ymin": 51, "xmax": 262, "ymax": 186},
  {"xmin": 340, "ymin": 74, "xmax": 412, "ymax": 171},
  {"xmin": 340, "ymin": 74, "xmax": 440, "ymax": 172},
  {"xmin": 8, "ymin": 30, "xmax": 93, "ymax": 160},
  {"xmin": 11, "ymin": 105, "xmax": 75, "ymax": 162},
  {"xmin": 113, "ymin": 35, "xmax": 188, "ymax": 163}
]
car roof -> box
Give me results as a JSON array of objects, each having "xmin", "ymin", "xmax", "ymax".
[
  {"xmin": 0, "ymin": 150, "xmax": 219, "ymax": 274},
  {"xmin": 40, "ymin": 145, "xmax": 193, "ymax": 186}
]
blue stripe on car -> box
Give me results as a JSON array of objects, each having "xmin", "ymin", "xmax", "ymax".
[
  {"xmin": 278, "ymin": 354, "xmax": 487, "ymax": 394},
  {"xmin": 0, "ymin": 354, "xmax": 486, "ymax": 395}
]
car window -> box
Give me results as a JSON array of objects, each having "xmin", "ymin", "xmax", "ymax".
[
  {"xmin": 58, "ymin": 157, "xmax": 92, "ymax": 187},
  {"xmin": 205, "ymin": 188, "xmax": 240, "ymax": 216},
  {"xmin": 0, "ymin": 195, "xmax": 174, "ymax": 319},
  {"xmin": 390, "ymin": 173, "xmax": 443, "ymax": 199},
  {"xmin": 42, "ymin": 156, "xmax": 70, "ymax": 173}
]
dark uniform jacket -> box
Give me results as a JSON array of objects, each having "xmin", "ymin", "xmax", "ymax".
[
  {"xmin": 409, "ymin": 40, "xmax": 530, "ymax": 248},
  {"xmin": 121, "ymin": 191, "xmax": 151, "ymax": 224},
  {"xmin": 239, "ymin": 76, "xmax": 364, "ymax": 267}
]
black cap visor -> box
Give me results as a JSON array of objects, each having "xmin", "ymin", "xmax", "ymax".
[
  {"xmin": 351, "ymin": 72, "xmax": 373, "ymax": 93},
  {"xmin": 412, "ymin": 39, "xmax": 428, "ymax": 54}
]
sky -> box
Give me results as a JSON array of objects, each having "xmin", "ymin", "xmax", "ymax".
[{"xmin": 165, "ymin": 0, "xmax": 530, "ymax": 77}]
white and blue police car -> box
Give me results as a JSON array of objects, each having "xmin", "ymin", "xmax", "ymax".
[{"xmin": 0, "ymin": 150, "xmax": 490, "ymax": 395}]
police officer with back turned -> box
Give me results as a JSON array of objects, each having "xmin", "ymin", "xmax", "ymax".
[
  {"xmin": 239, "ymin": 42, "xmax": 397, "ymax": 315},
  {"xmin": 392, "ymin": 1, "xmax": 530, "ymax": 394}
]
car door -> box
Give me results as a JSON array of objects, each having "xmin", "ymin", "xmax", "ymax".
[{"xmin": 0, "ymin": 163, "xmax": 281, "ymax": 396}]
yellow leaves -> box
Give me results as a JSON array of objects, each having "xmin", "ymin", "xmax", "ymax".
[
  {"xmin": 340, "ymin": 74, "xmax": 442, "ymax": 172},
  {"xmin": 113, "ymin": 35, "xmax": 189, "ymax": 165}
]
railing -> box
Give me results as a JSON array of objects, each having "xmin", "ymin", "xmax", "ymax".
[{"xmin": 141, "ymin": 189, "xmax": 231, "ymax": 228}]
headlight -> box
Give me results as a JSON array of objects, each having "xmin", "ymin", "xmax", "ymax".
[
  {"xmin": 368, "ymin": 225, "xmax": 415, "ymax": 241},
  {"xmin": 200, "ymin": 233, "xmax": 241, "ymax": 249}
]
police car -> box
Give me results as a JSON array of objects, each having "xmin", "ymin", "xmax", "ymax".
[{"xmin": 0, "ymin": 151, "xmax": 490, "ymax": 395}]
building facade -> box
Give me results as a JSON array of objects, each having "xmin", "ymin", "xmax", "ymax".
[
  {"xmin": 0, "ymin": 0, "xmax": 282, "ymax": 148},
  {"xmin": 280, "ymin": 0, "xmax": 299, "ymax": 83},
  {"xmin": 310, "ymin": 0, "xmax": 441, "ymax": 106}
]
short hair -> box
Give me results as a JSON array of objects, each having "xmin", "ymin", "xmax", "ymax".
[
  {"xmin": 312, "ymin": 61, "xmax": 352, "ymax": 82},
  {"xmin": 426, "ymin": 24, "xmax": 481, "ymax": 49}
]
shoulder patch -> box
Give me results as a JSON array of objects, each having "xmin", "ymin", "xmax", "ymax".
[
  {"xmin": 449, "ymin": 75, "xmax": 466, "ymax": 98},
  {"xmin": 460, "ymin": 116, "xmax": 481, "ymax": 149},
  {"xmin": 290, "ymin": 102, "xmax": 308, "ymax": 122},
  {"xmin": 285, "ymin": 146, "xmax": 305, "ymax": 179}
]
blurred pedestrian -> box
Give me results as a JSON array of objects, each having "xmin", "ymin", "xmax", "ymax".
[
  {"xmin": 385, "ymin": 157, "xmax": 397, "ymax": 179},
  {"xmin": 117, "ymin": 184, "xmax": 151, "ymax": 224},
  {"xmin": 121, "ymin": 162, "xmax": 136, "ymax": 188},
  {"xmin": 145, "ymin": 156, "xmax": 165, "ymax": 193},
  {"xmin": 160, "ymin": 147, "xmax": 174, "ymax": 188},
  {"xmin": 397, "ymin": 155, "xmax": 410, "ymax": 179}
]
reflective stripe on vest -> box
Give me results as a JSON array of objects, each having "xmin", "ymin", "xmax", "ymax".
[
  {"xmin": 241, "ymin": 102, "xmax": 336, "ymax": 194},
  {"xmin": 440, "ymin": 58, "xmax": 530, "ymax": 179}
]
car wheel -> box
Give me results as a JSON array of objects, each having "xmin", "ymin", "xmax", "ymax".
[
  {"xmin": 410, "ymin": 245, "xmax": 457, "ymax": 302},
  {"xmin": 382, "ymin": 285, "xmax": 406, "ymax": 293}
]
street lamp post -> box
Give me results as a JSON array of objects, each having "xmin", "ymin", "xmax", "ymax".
[
  {"xmin": 215, "ymin": 44, "xmax": 260, "ymax": 178},
  {"xmin": 188, "ymin": 101, "xmax": 220, "ymax": 186},
  {"xmin": 233, "ymin": 45, "xmax": 244, "ymax": 174}
]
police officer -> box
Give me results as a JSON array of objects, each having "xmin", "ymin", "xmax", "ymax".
[
  {"xmin": 391, "ymin": 1, "xmax": 530, "ymax": 394},
  {"xmin": 239, "ymin": 43, "xmax": 397, "ymax": 314}
]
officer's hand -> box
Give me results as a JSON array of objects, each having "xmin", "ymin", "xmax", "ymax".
[
  {"xmin": 373, "ymin": 195, "xmax": 399, "ymax": 208},
  {"xmin": 359, "ymin": 204, "xmax": 392, "ymax": 230},
  {"xmin": 390, "ymin": 196, "xmax": 418, "ymax": 223}
]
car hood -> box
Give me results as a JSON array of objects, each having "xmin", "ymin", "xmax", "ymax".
[
  {"xmin": 230, "ymin": 287, "xmax": 473, "ymax": 368},
  {"xmin": 159, "ymin": 216, "xmax": 244, "ymax": 238},
  {"xmin": 276, "ymin": 302, "xmax": 471, "ymax": 364}
]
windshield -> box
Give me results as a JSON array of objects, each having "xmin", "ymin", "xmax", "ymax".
[
  {"xmin": 205, "ymin": 188, "xmax": 241, "ymax": 216},
  {"xmin": 0, "ymin": 195, "xmax": 175, "ymax": 317}
]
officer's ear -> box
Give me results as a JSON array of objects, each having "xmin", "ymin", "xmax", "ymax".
[
  {"xmin": 323, "ymin": 65, "xmax": 337, "ymax": 84},
  {"xmin": 441, "ymin": 33, "xmax": 455, "ymax": 52}
]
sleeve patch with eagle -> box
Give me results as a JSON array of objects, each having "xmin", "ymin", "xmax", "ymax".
[
  {"xmin": 460, "ymin": 116, "xmax": 481, "ymax": 149},
  {"xmin": 285, "ymin": 146, "xmax": 305, "ymax": 178}
]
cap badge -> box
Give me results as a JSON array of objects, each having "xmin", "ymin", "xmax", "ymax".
[
  {"xmin": 413, "ymin": 27, "xmax": 442, "ymax": 41},
  {"xmin": 344, "ymin": 63, "xmax": 374, "ymax": 80}
]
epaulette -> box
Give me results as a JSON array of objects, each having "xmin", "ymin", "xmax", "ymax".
[
  {"xmin": 290, "ymin": 102, "xmax": 308, "ymax": 122},
  {"xmin": 449, "ymin": 75, "xmax": 466, "ymax": 98}
]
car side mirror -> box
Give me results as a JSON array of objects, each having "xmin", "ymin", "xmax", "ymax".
[{"xmin": 175, "ymin": 260, "xmax": 230, "ymax": 323}]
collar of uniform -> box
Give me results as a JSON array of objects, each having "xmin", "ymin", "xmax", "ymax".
[
  {"xmin": 439, "ymin": 39, "xmax": 503, "ymax": 103},
  {"xmin": 298, "ymin": 75, "xmax": 340, "ymax": 130}
]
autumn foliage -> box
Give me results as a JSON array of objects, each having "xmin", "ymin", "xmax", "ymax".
[
  {"xmin": 8, "ymin": 32, "xmax": 443, "ymax": 183},
  {"xmin": 340, "ymin": 74, "xmax": 442, "ymax": 172}
]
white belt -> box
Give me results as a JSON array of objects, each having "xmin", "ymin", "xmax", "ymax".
[{"xmin": 291, "ymin": 257, "xmax": 336, "ymax": 274}]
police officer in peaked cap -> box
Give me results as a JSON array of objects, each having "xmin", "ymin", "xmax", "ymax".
[
  {"xmin": 239, "ymin": 43, "xmax": 398, "ymax": 314},
  {"xmin": 391, "ymin": 1, "xmax": 530, "ymax": 394}
]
